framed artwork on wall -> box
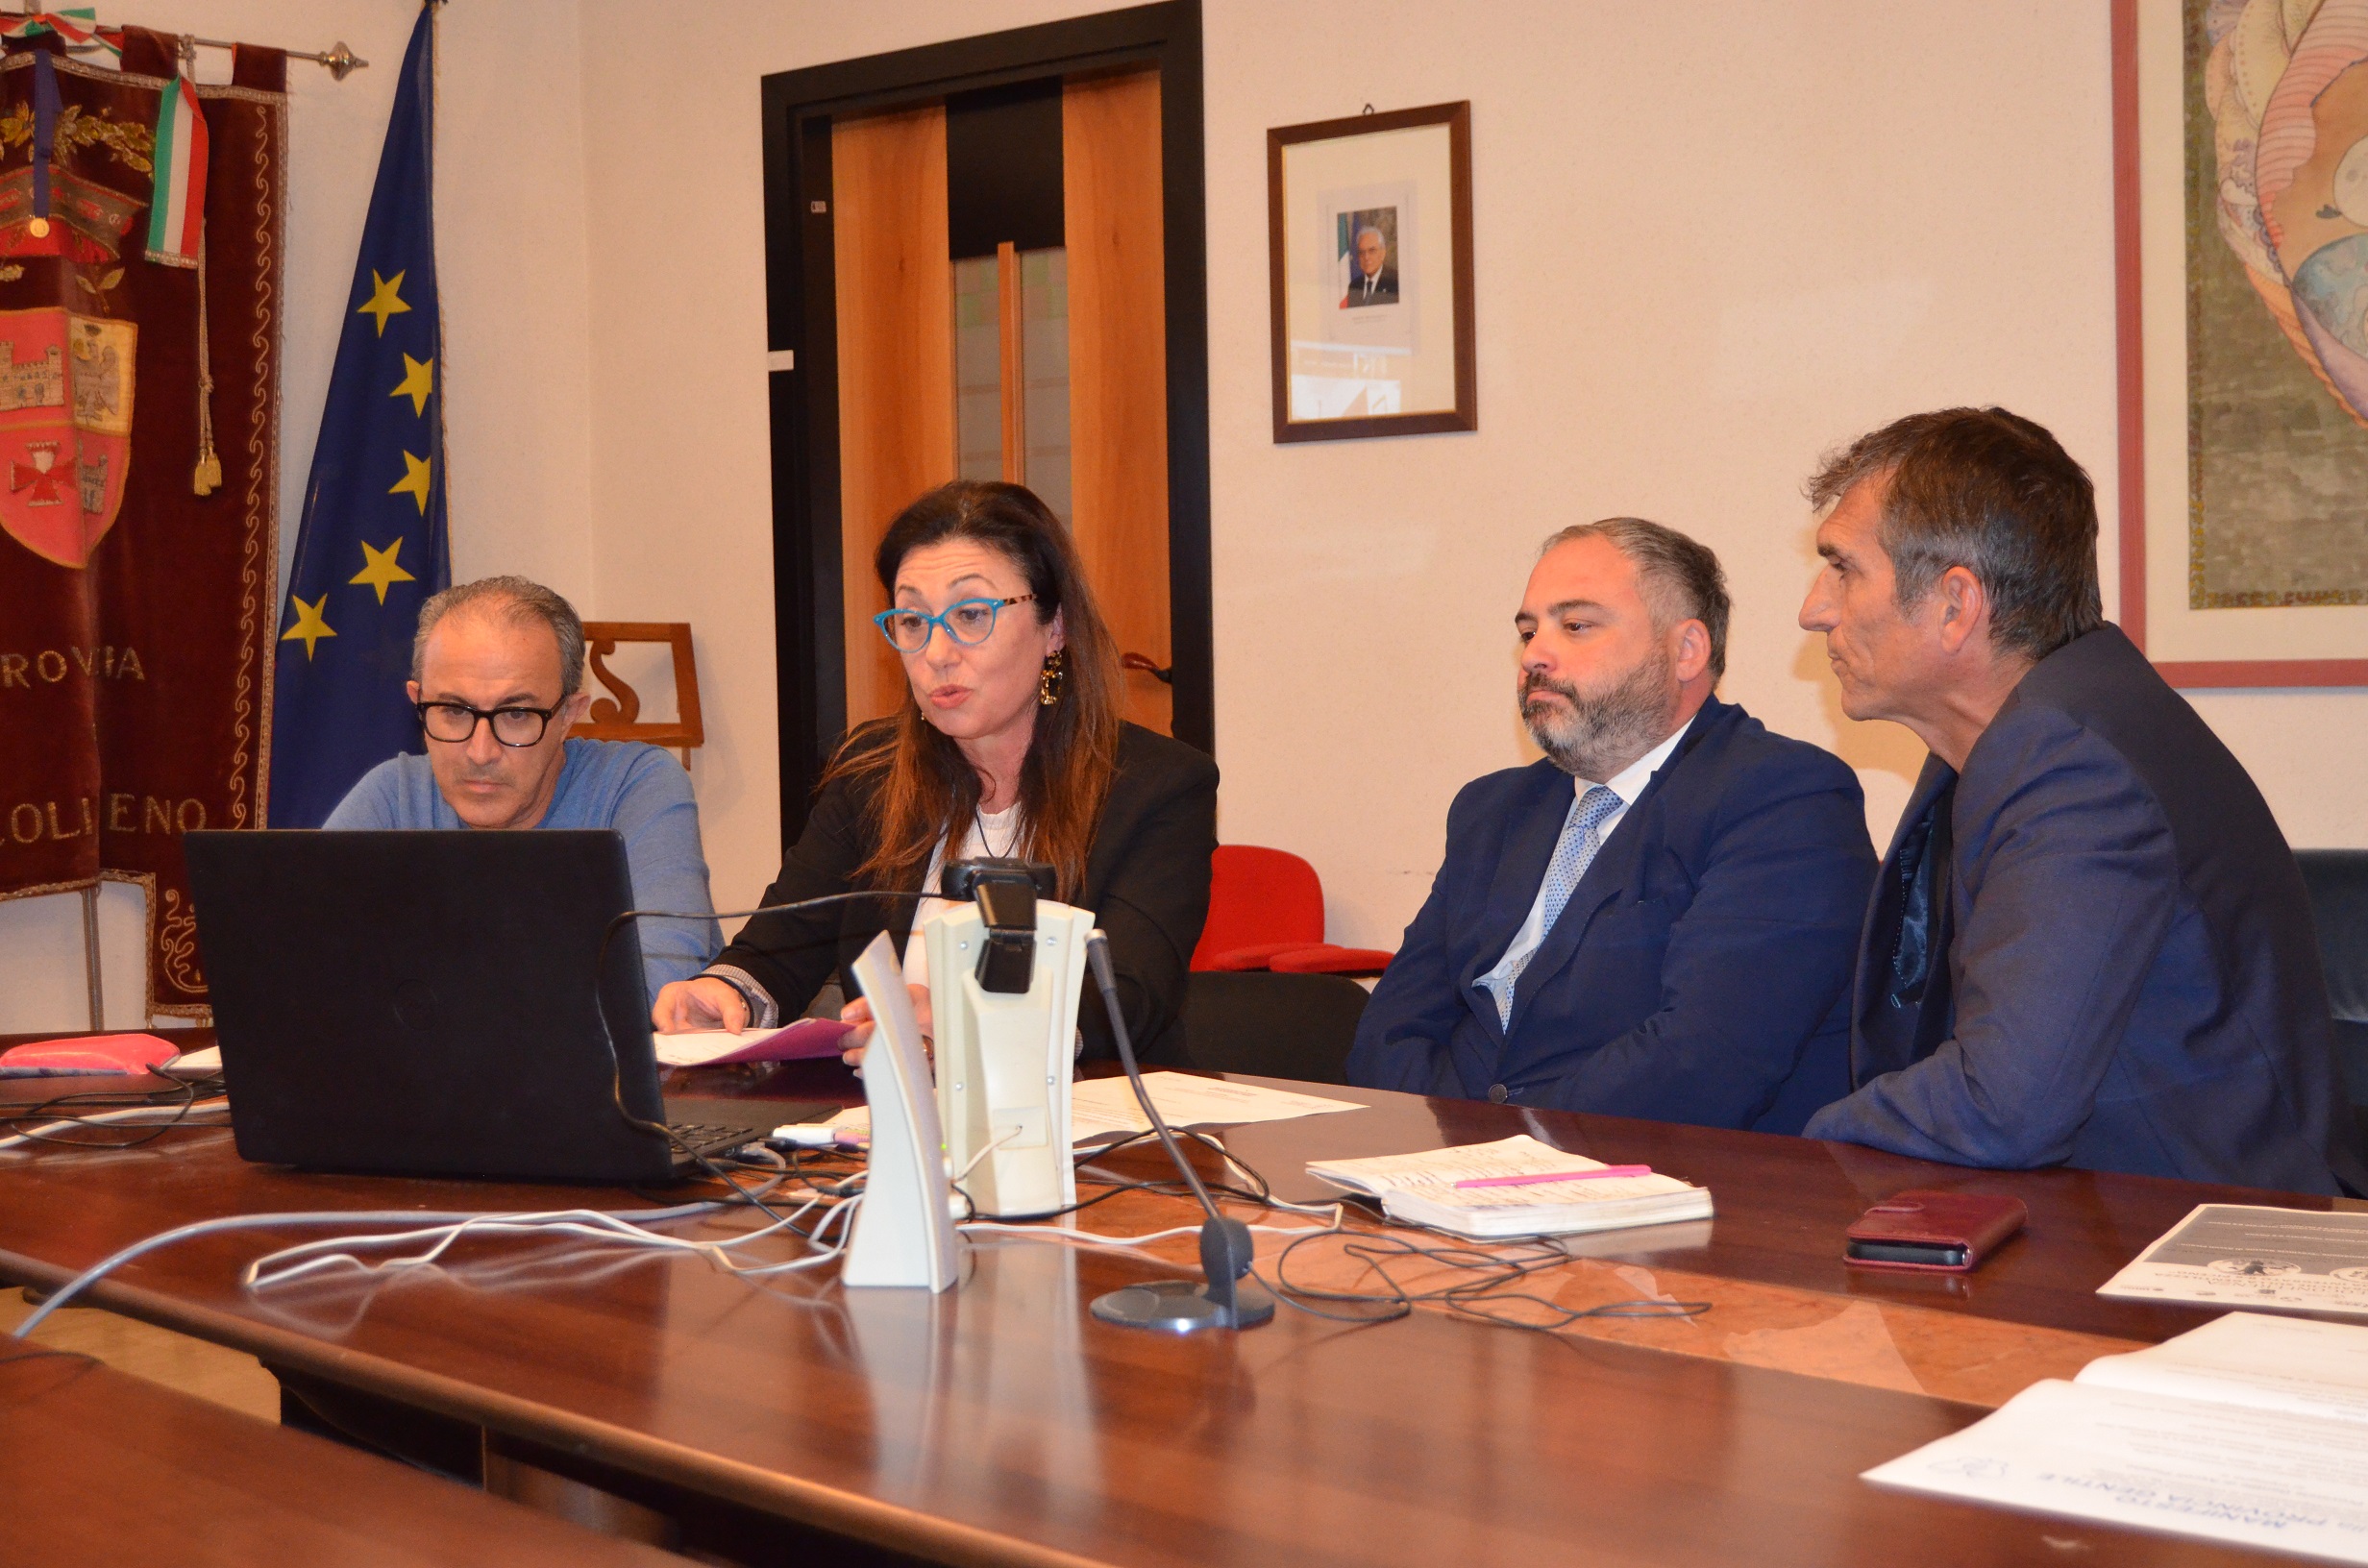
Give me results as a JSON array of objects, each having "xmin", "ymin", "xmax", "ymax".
[
  {"xmin": 2113, "ymin": 0, "xmax": 2368, "ymax": 685},
  {"xmin": 1267, "ymin": 100, "xmax": 1475, "ymax": 443}
]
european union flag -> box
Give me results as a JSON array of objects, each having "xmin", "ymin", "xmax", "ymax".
[{"xmin": 269, "ymin": 4, "xmax": 448, "ymax": 827}]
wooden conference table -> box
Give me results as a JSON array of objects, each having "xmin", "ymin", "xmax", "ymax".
[{"xmin": 0, "ymin": 1036, "xmax": 2330, "ymax": 1566}]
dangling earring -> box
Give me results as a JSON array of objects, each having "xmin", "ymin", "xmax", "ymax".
[{"xmin": 1038, "ymin": 648, "xmax": 1066, "ymax": 706}]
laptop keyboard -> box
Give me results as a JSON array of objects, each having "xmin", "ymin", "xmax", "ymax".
[{"xmin": 667, "ymin": 1121, "xmax": 759, "ymax": 1156}]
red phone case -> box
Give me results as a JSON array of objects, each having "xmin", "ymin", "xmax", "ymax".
[{"xmin": 1844, "ymin": 1189, "xmax": 2028, "ymax": 1273}]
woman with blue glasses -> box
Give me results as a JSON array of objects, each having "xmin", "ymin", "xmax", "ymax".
[{"xmin": 651, "ymin": 479, "xmax": 1216, "ymax": 1066}]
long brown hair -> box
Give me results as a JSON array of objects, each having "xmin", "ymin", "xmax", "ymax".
[{"xmin": 826, "ymin": 480, "xmax": 1123, "ymax": 900}]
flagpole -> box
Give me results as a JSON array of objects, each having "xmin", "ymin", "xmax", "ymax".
[
  {"xmin": 80, "ymin": 884, "xmax": 102, "ymax": 1030},
  {"xmin": 0, "ymin": 10, "xmax": 368, "ymax": 76}
]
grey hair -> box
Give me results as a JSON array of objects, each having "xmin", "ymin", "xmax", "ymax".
[
  {"xmin": 1538, "ymin": 517, "xmax": 1731, "ymax": 683},
  {"xmin": 1356, "ymin": 225, "xmax": 1386, "ymax": 246},
  {"xmin": 409, "ymin": 576, "xmax": 587, "ymax": 698},
  {"xmin": 1805, "ymin": 406, "xmax": 2102, "ymax": 662}
]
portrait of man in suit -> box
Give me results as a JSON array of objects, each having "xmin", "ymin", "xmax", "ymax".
[
  {"xmin": 1341, "ymin": 209, "xmax": 1398, "ymax": 307},
  {"xmin": 1346, "ymin": 518, "xmax": 1876, "ymax": 1133}
]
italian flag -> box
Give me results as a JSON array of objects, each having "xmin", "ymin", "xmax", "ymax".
[
  {"xmin": 0, "ymin": 10, "xmax": 109, "ymax": 48},
  {"xmin": 147, "ymin": 73, "xmax": 207, "ymax": 266}
]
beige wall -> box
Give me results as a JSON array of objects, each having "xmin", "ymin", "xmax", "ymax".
[{"xmin": 5, "ymin": 0, "xmax": 2362, "ymax": 1029}]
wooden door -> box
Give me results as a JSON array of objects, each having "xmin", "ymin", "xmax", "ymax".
[
  {"xmin": 831, "ymin": 106, "xmax": 953, "ymax": 729},
  {"xmin": 1064, "ymin": 71, "xmax": 1171, "ymax": 735},
  {"xmin": 826, "ymin": 75, "xmax": 1172, "ymax": 738}
]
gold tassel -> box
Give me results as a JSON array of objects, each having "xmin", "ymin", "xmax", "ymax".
[{"xmin": 191, "ymin": 214, "xmax": 219, "ymax": 495}]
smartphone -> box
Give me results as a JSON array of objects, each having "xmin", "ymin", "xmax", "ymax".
[{"xmin": 1843, "ymin": 1189, "xmax": 2027, "ymax": 1273}]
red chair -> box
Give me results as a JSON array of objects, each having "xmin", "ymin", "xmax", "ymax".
[{"xmin": 1192, "ymin": 845, "xmax": 1394, "ymax": 978}]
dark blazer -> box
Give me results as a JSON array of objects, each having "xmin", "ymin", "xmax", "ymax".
[
  {"xmin": 1346, "ymin": 697, "xmax": 1877, "ymax": 1133},
  {"xmin": 1342, "ymin": 265, "xmax": 1397, "ymax": 306},
  {"xmin": 1806, "ymin": 626, "xmax": 2367, "ymax": 1195},
  {"xmin": 713, "ymin": 722, "xmax": 1216, "ymax": 1062}
]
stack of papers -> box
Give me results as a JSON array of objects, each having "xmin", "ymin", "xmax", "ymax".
[
  {"xmin": 1865, "ymin": 1312, "xmax": 2368, "ymax": 1562},
  {"xmin": 1068, "ymin": 1072, "xmax": 1364, "ymax": 1140},
  {"xmin": 1306, "ymin": 1134, "xmax": 1713, "ymax": 1238}
]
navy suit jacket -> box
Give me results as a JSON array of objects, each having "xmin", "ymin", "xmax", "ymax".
[
  {"xmin": 1806, "ymin": 626, "xmax": 2368, "ymax": 1195},
  {"xmin": 1346, "ymin": 697, "xmax": 1876, "ymax": 1132}
]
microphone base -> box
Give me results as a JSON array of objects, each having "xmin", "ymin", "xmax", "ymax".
[{"xmin": 1089, "ymin": 1278, "xmax": 1275, "ymax": 1333}]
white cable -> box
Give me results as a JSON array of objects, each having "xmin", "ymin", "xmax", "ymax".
[
  {"xmin": 244, "ymin": 1183, "xmax": 852, "ymax": 1291},
  {"xmin": 7, "ymin": 1169, "xmax": 777, "ymax": 1338},
  {"xmin": 954, "ymin": 1125, "xmax": 1022, "ymax": 1184},
  {"xmin": 0, "ymin": 1099, "xmax": 231, "ymax": 1150}
]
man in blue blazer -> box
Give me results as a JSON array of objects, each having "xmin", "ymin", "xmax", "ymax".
[
  {"xmin": 1798, "ymin": 407, "xmax": 2364, "ymax": 1194},
  {"xmin": 1347, "ymin": 519, "xmax": 1877, "ymax": 1133}
]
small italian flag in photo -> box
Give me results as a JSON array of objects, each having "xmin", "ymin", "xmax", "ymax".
[{"xmin": 147, "ymin": 71, "xmax": 207, "ymax": 267}]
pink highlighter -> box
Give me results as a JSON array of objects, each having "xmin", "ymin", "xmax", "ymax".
[{"xmin": 1453, "ymin": 1164, "xmax": 1653, "ymax": 1189}]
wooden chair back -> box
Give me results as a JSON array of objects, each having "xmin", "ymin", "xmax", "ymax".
[{"xmin": 576, "ymin": 623, "xmax": 703, "ymax": 765}]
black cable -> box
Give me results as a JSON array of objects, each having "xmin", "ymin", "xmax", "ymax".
[
  {"xmin": 1256, "ymin": 1226, "xmax": 1712, "ymax": 1332},
  {"xmin": 1059, "ymin": 1123, "xmax": 1712, "ymax": 1335},
  {"xmin": 0, "ymin": 1071, "xmax": 227, "ymax": 1149},
  {"xmin": 589, "ymin": 891, "xmax": 933, "ymax": 1229}
]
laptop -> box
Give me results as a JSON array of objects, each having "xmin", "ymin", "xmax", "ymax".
[{"xmin": 183, "ymin": 829, "xmax": 832, "ymax": 1182}]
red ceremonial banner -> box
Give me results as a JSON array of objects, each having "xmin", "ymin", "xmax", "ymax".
[{"xmin": 0, "ymin": 31, "xmax": 283, "ymax": 1017}]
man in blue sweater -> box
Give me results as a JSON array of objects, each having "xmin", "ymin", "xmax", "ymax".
[{"xmin": 324, "ymin": 576, "xmax": 720, "ymax": 997}]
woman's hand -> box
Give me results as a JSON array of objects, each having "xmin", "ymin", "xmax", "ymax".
[
  {"xmin": 650, "ymin": 976, "xmax": 748, "ymax": 1034},
  {"xmin": 838, "ymin": 982, "xmax": 933, "ymax": 1068}
]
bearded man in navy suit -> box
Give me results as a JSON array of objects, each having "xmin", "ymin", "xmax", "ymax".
[
  {"xmin": 1348, "ymin": 518, "xmax": 1876, "ymax": 1133},
  {"xmin": 1797, "ymin": 407, "xmax": 2363, "ymax": 1193}
]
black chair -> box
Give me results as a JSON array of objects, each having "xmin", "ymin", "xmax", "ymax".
[
  {"xmin": 2296, "ymin": 849, "xmax": 2368, "ymax": 1148},
  {"xmin": 1151, "ymin": 971, "xmax": 1370, "ymax": 1085}
]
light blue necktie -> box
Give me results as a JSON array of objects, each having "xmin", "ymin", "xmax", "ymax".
[{"xmin": 1495, "ymin": 784, "xmax": 1622, "ymax": 1029}]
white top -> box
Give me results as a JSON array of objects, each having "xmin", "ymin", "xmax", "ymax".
[
  {"xmin": 1474, "ymin": 714, "xmax": 1695, "ymax": 1020},
  {"xmin": 903, "ymin": 802, "xmax": 1024, "ymax": 989}
]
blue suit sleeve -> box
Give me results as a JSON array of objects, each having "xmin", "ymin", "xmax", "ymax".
[
  {"xmin": 609, "ymin": 751, "xmax": 723, "ymax": 994},
  {"xmin": 1522, "ymin": 756, "xmax": 1874, "ymax": 1124},
  {"xmin": 1804, "ymin": 718, "xmax": 2178, "ymax": 1167},
  {"xmin": 1346, "ymin": 780, "xmax": 1487, "ymax": 1098}
]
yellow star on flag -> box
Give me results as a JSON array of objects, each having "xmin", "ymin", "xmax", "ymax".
[
  {"xmin": 357, "ymin": 270, "xmax": 410, "ymax": 336},
  {"xmin": 280, "ymin": 593, "xmax": 336, "ymax": 660},
  {"xmin": 389, "ymin": 353, "xmax": 434, "ymax": 416},
  {"xmin": 349, "ymin": 537, "xmax": 417, "ymax": 604},
  {"xmin": 389, "ymin": 450, "xmax": 432, "ymax": 514}
]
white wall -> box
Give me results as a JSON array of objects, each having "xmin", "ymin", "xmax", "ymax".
[
  {"xmin": 574, "ymin": 0, "xmax": 2366, "ymax": 954},
  {"xmin": 7, "ymin": 1, "xmax": 2362, "ymax": 1029}
]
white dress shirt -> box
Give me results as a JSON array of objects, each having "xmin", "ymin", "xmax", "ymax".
[
  {"xmin": 903, "ymin": 803, "xmax": 1024, "ymax": 989},
  {"xmin": 1473, "ymin": 714, "xmax": 1695, "ymax": 1026}
]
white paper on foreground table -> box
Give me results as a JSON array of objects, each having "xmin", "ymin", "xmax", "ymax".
[
  {"xmin": 1863, "ymin": 1378, "xmax": 2368, "ymax": 1562},
  {"xmin": 1868, "ymin": 1313, "xmax": 2368, "ymax": 1560},
  {"xmin": 819, "ymin": 1072, "xmax": 1365, "ymax": 1143},
  {"xmin": 2078, "ymin": 1311, "xmax": 2368, "ymax": 1425}
]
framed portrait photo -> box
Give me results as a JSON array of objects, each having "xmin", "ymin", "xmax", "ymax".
[
  {"xmin": 2113, "ymin": 0, "xmax": 2368, "ymax": 685},
  {"xmin": 1267, "ymin": 101, "xmax": 1475, "ymax": 443}
]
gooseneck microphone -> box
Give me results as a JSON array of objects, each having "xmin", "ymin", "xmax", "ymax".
[{"xmin": 1081, "ymin": 931, "xmax": 1274, "ymax": 1332}]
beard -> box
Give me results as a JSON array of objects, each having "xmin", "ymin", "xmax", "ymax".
[{"xmin": 1520, "ymin": 648, "xmax": 1679, "ymax": 782}]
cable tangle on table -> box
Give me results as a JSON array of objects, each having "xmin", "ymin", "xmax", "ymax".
[{"xmin": 0, "ymin": 1073, "xmax": 230, "ymax": 1150}]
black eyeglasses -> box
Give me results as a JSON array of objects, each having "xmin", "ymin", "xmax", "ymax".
[{"xmin": 415, "ymin": 700, "xmax": 562, "ymax": 748}]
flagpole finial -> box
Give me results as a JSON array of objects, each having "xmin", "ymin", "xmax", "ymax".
[{"xmin": 323, "ymin": 41, "xmax": 359, "ymax": 81}]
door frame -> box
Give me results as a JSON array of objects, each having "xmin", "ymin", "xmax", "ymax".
[{"xmin": 759, "ymin": 1, "xmax": 1211, "ymax": 845}]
